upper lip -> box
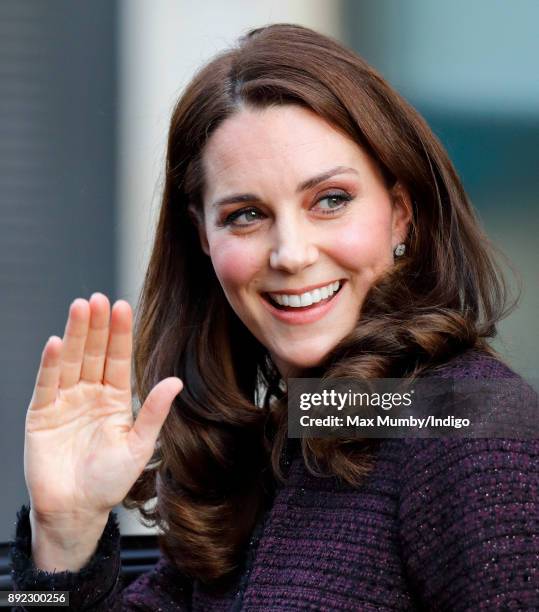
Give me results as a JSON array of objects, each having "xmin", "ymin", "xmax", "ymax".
[{"xmin": 264, "ymin": 279, "xmax": 343, "ymax": 295}]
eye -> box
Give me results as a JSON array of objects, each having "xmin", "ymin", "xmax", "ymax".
[
  {"xmin": 222, "ymin": 207, "xmax": 265, "ymax": 227},
  {"xmin": 312, "ymin": 192, "xmax": 353, "ymax": 215}
]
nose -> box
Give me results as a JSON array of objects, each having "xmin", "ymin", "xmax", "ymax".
[{"xmin": 269, "ymin": 216, "xmax": 319, "ymax": 273}]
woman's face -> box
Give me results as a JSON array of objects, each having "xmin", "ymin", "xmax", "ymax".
[{"xmin": 196, "ymin": 105, "xmax": 411, "ymax": 377}]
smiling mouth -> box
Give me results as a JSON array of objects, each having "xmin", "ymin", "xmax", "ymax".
[{"xmin": 263, "ymin": 280, "xmax": 345, "ymax": 311}]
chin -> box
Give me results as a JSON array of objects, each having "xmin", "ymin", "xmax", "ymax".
[{"xmin": 273, "ymin": 343, "xmax": 335, "ymax": 376}]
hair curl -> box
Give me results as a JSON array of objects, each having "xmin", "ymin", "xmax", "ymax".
[{"xmin": 124, "ymin": 23, "xmax": 513, "ymax": 588}]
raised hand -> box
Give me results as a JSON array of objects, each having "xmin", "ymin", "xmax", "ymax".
[{"xmin": 24, "ymin": 293, "xmax": 182, "ymax": 570}]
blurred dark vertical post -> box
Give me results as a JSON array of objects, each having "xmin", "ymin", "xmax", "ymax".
[{"xmin": 0, "ymin": 1, "xmax": 117, "ymax": 540}]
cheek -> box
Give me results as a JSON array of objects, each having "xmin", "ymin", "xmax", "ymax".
[
  {"xmin": 208, "ymin": 237, "xmax": 264, "ymax": 295},
  {"xmin": 332, "ymin": 215, "xmax": 393, "ymax": 282}
]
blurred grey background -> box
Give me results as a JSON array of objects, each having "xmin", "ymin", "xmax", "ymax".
[{"xmin": 1, "ymin": 0, "xmax": 537, "ymax": 540}]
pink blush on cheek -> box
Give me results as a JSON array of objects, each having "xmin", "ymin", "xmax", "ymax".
[
  {"xmin": 209, "ymin": 240, "xmax": 263, "ymax": 288},
  {"xmin": 333, "ymin": 228, "xmax": 382, "ymax": 268}
]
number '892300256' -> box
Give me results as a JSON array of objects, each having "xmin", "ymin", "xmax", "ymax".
[{"xmin": 1, "ymin": 591, "xmax": 69, "ymax": 606}]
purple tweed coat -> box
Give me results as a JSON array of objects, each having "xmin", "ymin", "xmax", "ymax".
[{"xmin": 10, "ymin": 349, "xmax": 539, "ymax": 610}]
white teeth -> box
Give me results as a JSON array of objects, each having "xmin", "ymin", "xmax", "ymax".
[
  {"xmin": 269, "ymin": 280, "xmax": 342, "ymax": 308},
  {"xmin": 289, "ymin": 295, "xmax": 301, "ymax": 307},
  {"xmin": 300, "ymin": 293, "xmax": 313, "ymax": 307}
]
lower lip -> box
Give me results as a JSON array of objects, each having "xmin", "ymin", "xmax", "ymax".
[{"xmin": 260, "ymin": 282, "xmax": 345, "ymax": 325}]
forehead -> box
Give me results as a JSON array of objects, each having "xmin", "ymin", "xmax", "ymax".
[{"xmin": 201, "ymin": 105, "xmax": 366, "ymax": 196}]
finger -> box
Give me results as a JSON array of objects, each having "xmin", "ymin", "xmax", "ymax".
[
  {"xmin": 103, "ymin": 300, "xmax": 132, "ymax": 391},
  {"xmin": 29, "ymin": 336, "xmax": 63, "ymax": 409},
  {"xmin": 128, "ymin": 378, "xmax": 183, "ymax": 459},
  {"xmin": 80, "ymin": 293, "xmax": 111, "ymax": 383},
  {"xmin": 59, "ymin": 299, "xmax": 90, "ymax": 389}
]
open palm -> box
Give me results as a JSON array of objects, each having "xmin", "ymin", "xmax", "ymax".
[{"xmin": 25, "ymin": 294, "xmax": 182, "ymax": 521}]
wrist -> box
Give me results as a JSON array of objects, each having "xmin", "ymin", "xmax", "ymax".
[
  {"xmin": 29, "ymin": 506, "xmax": 110, "ymax": 538},
  {"xmin": 29, "ymin": 507, "xmax": 110, "ymax": 572}
]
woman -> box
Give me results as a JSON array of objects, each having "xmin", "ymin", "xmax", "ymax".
[{"xmin": 11, "ymin": 23, "xmax": 538, "ymax": 611}]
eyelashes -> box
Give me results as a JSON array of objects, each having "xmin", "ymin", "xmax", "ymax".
[
  {"xmin": 315, "ymin": 192, "xmax": 354, "ymax": 214},
  {"xmin": 220, "ymin": 191, "xmax": 354, "ymax": 228},
  {"xmin": 224, "ymin": 207, "xmax": 264, "ymax": 227}
]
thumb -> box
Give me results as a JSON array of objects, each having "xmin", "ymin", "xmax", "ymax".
[{"xmin": 128, "ymin": 377, "xmax": 183, "ymax": 457}]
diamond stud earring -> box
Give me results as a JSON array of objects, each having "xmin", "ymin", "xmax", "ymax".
[{"xmin": 394, "ymin": 243, "xmax": 406, "ymax": 257}]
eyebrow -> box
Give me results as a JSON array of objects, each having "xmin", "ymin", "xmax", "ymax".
[{"xmin": 211, "ymin": 165, "xmax": 359, "ymax": 208}]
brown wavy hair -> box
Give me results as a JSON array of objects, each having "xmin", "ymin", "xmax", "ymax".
[{"xmin": 124, "ymin": 23, "xmax": 512, "ymax": 587}]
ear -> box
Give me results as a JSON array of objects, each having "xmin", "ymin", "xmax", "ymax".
[
  {"xmin": 389, "ymin": 182, "xmax": 413, "ymax": 246},
  {"xmin": 187, "ymin": 204, "xmax": 210, "ymax": 256}
]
